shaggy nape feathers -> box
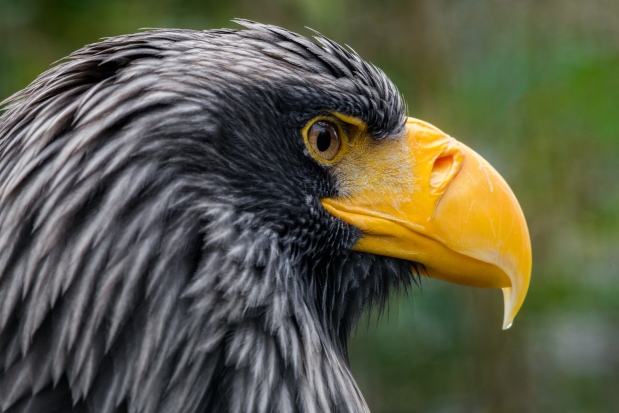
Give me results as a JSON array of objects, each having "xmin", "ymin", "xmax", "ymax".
[{"xmin": 0, "ymin": 20, "xmax": 421, "ymax": 413}]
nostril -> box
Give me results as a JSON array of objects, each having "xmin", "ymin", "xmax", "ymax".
[
  {"xmin": 429, "ymin": 144, "xmax": 464, "ymax": 197},
  {"xmin": 431, "ymin": 155, "xmax": 454, "ymax": 189}
]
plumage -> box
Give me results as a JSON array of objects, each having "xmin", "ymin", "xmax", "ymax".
[
  {"xmin": 0, "ymin": 18, "xmax": 534, "ymax": 413},
  {"xmin": 0, "ymin": 21, "xmax": 417, "ymax": 413}
]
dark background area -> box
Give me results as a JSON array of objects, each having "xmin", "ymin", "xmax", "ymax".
[{"xmin": 2, "ymin": 0, "xmax": 618, "ymax": 412}]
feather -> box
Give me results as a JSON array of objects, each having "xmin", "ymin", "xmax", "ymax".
[{"xmin": 0, "ymin": 22, "xmax": 415, "ymax": 413}]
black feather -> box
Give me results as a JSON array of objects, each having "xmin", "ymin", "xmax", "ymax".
[{"xmin": 0, "ymin": 22, "xmax": 418, "ymax": 413}]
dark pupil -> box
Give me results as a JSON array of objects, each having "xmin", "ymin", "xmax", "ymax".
[{"xmin": 316, "ymin": 129, "xmax": 331, "ymax": 152}]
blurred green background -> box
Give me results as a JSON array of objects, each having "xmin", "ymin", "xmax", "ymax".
[{"xmin": 2, "ymin": 0, "xmax": 618, "ymax": 412}]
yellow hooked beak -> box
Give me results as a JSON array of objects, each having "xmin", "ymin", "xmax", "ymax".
[{"xmin": 322, "ymin": 117, "xmax": 531, "ymax": 329}]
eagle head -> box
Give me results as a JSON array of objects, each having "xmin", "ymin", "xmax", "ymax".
[{"xmin": 0, "ymin": 20, "xmax": 531, "ymax": 413}]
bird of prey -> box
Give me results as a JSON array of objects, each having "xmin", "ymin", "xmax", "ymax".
[{"xmin": 0, "ymin": 20, "xmax": 531, "ymax": 413}]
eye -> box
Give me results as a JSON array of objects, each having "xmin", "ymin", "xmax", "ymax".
[{"xmin": 308, "ymin": 121, "xmax": 340, "ymax": 161}]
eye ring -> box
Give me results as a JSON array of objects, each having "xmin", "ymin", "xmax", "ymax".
[{"xmin": 307, "ymin": 120, "xmax": 340, "ymax": 161}]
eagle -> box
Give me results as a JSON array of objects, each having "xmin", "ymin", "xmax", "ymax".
[{"xmin": 0, "ymin": 20, "xmax": 531, "ymax": 413}]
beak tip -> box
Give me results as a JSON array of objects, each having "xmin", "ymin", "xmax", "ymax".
[{"xmin": 501, "ymin": 281, "xmax": 528, "ymax": 330}]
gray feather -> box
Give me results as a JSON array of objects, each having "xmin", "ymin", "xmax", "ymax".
[{"xmin": 0, "ymin": 21, "xmax": 415, "ymax": 413}]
